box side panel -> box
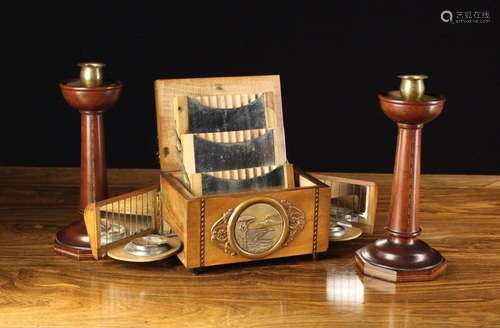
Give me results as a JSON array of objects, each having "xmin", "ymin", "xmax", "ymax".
[
  {"xmin": 316, "ymin": 186, "xmax": 331, "ymax": 252},
  {"xmin": 184, "ymin": 198, "xmax": 201, "ymax": 269},
  {"xmin": 310, "ymin": 173, "xmax": 378, "ymax": 234},
  {"xmin": 202, "ymin": 186, "xmax": 327, "ymax": 267},
  {"xmin": 160, "ymin": 173, "xmax": 190, "ymax": 267}
]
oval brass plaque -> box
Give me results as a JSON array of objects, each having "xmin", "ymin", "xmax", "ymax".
[{"xmin": 228, "ymin": 198, "xmax": 289, "ymax": 259}]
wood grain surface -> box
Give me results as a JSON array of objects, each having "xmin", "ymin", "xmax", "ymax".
[{"xmin": 1, "ymin": 167, "xmax": 499, "ymax": 327}]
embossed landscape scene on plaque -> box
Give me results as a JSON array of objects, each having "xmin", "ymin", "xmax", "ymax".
[{"xmin": 233, "ymin": 203, "xmax": 285, "ymax": 255}]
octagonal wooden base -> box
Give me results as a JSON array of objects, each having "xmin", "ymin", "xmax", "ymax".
[
  {"xmin": 355, "ymin": 239, "xmax": 447, "ymax": 282},
  {"xmin": 54, "ymin": 220, "xmax": 94, "ymax": 260}
]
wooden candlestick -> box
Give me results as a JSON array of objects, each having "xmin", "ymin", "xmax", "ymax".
[
  {"xmin": 355, "ymin": 89, "xmax": 447, "ymax": 282},
  {"xmin": 54, "ymin": 63, "xmax": 122, "ymax": 260}
]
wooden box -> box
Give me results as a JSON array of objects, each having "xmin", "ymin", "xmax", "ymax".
[{"xmin": 84, "ymin": 75, "xmax": 331, "ymax": 269}]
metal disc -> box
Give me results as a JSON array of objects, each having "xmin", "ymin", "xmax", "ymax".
[
  {"xmin": 125, "ymin": 234, "xmax": 171, "ymax": 256},
  {"xmin": 329, "ymin": 225, "xmax": 363, "ymax": 242},
  {"xmin": 107, "ymin": 234, "xmax": 182, "ymax": 262}
]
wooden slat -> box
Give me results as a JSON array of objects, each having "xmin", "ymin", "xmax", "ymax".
[{"xmin": 179, "ymin": 129, "xmax": 280, "ymax": 174}]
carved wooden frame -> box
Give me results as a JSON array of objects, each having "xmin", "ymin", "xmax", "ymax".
[{"xmin": 211, "ymin": 197, "xmax": 305, "ymax": 259}]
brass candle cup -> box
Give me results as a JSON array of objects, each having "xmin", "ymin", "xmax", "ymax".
[
  {"xmin": 398, "ymin": 75, "xmax": 428, "ymax": 101},
  {"xmin": 78, "ymin": 62, "xmax": 105, "ymax": 87}
]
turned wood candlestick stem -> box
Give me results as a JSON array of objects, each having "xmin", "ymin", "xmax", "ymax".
[
  {"xmin": 388, "ymin": 122, "xmax": 422, "ymax": 238},
  {"xmin": 355, "ymin": 90, "xmax": 447, "ymax": 282},
  {"xmin": 80, "ymin": 110, "xmax": 108, "ymax": 211},
  {"xmin": 54, "ymin": 63, "xmax": 122, "ymax": 260}
]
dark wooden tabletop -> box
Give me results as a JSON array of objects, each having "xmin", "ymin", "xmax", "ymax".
[{"xmin": 1, "ymin": 167, "xmax": 499, "ymax": 327}]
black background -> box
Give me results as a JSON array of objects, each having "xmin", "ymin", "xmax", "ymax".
[{"xmin": 2, "ymin": 1, "xmax": 499, "ymax": 174}]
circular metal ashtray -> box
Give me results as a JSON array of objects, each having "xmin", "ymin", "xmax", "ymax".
[
  {"xmin": 329, "ymin": 208, "xmax": 364, "ymax": 242},
  {"xmin": 107, "ymin": 233, "xmax": 182, "ymax": 263},
  {"xmin": 330, "ymin": 224, "xmax": 347, "ymax": 239},
  {"xmin": 125, "ymin": 234, "xmax": 171, "ymax": 257},
  {"xmin": 329, "ymin": 222, "xmax": 363, "ymax": 241}
]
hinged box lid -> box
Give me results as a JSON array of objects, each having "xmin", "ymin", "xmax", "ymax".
[{"xmin": 154, "ymin": 75, "xmax": 287, "ymax": 173}]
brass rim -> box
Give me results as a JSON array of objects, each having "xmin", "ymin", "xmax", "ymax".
[
  {"xmin": 378, "ymin": 92, "xmax": 445, "ymax": 104},
  {"xmin": 227, "ymin": 197, "xmax": 289, "ymax": 259},
  {"xmin": 78, "ymin": 62, "xmax": 106, "ymax": 68},
  {"xmin": 59, "ymin": 79, "xmax": 122, "ymax": 90},
  {"xmin": 397, "ymin": 74, "xmax": 428, "ymax": 80}
]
